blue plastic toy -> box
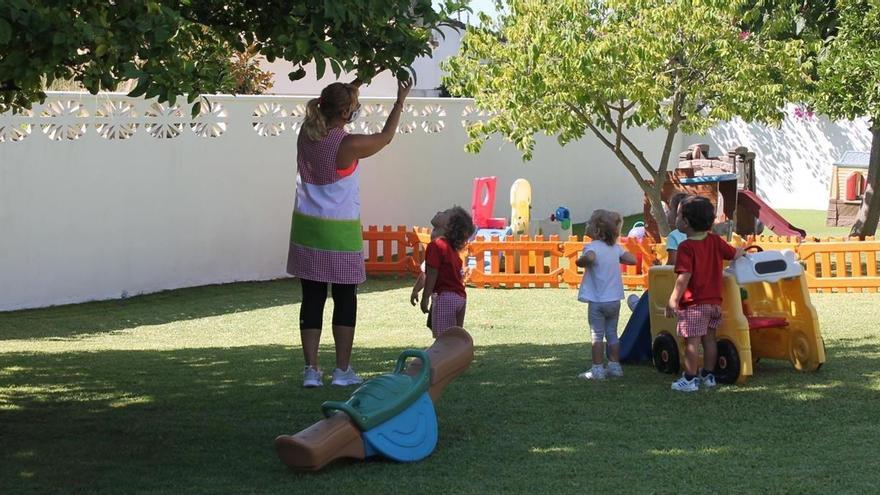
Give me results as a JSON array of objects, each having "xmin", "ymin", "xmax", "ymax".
[
  {"xmin": 551, "ymin": 206, "xmax": 571, "ymax": 230},
  {"xmin": 617, "ymin": 291, "xmax": 653, "ymax": 363},
  {"xmin": 321, "ymin": 350, "xmax": 438, "ymax": 462}
]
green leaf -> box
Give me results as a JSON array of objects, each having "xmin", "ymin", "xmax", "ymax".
[{"xmin": 315, "ymin": 58, "xmax": 326, "ymax": 79}]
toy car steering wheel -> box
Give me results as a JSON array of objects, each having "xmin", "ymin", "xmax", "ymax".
[{"xmin": 744, "ymin": 245, "xmax": 763, "ymax": 253}]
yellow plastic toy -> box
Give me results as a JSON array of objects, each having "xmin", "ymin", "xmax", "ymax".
[
  {"xmin": 648, "ymin": 248, "xmax": 825, "ymax": 384},
  {"xmin": 510, "ymin": 178, "xmax": 532, "ymax": 236}
]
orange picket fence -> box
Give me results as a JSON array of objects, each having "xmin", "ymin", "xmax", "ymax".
[
  {"xmin": 361, "ymin": 226, "xmax": 880, "ymax": 293},
  {"xmin": 362, "ymin": 225, "xmax": 428, "ymax": 275},
  {"xmin": 467, "ymin": 235, "xmax": 565, "ymax": 288},
  {"xmin": 797, "ymin": 238, "xmax": 880, "ymax": 293}
]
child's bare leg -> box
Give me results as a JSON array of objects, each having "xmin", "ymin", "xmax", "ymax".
[
  {"xmin": 685, "ymin": 337, "xmax": 701, "ymax": 376},
  {"xmin": 608, "ymin": 342, "xmax": 620, "ymax": 363},
  {"xmin": 702, "ymin": 328, "xmax": 717, "ymax": 372},
  {"xmin": 591, "ymin": 342, "xmax": 605, "ymax": 366}
]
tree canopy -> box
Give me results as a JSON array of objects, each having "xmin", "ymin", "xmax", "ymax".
[
  {"xmin": 810, "ymin": 0, "xmax": 880, "ymax": 236},
  {"xmin": 0, "ymin": 0, "xmax": 466, "ymax": 112},
  {"xmin": 444, "ymin": 0, "xmax": 806, "ymax": 234}
]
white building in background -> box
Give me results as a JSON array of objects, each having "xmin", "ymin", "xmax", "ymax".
[{"xmin": 261, "ymin": 24, "xmax": 465, "ymax": 97}]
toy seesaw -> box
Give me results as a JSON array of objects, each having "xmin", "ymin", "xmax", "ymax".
[{"xmin": 274, "ymin": 327, "xmax": 474, "ymax": 471}]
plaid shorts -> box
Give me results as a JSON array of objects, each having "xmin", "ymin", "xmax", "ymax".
[
  {"xmin": 676, "ymin": 304, "xmax": 722, "ymax": 338},
  {"xmin": 431, "ymin": 292, "xmax": 466, "ymax": 336}
]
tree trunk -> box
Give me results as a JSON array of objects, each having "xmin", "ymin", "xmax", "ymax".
[
  {"xmin": 646, "ymin": 183, "xmax": 671, "ymax": 236},
  {"xmin": 849, "ymin": 124, "xmax": 880, "ymax": 238}
]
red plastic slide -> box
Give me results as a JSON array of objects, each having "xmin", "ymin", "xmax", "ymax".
[{"xmin": 737, "ymin": 190, "xmax": 807, "ymax": 238}]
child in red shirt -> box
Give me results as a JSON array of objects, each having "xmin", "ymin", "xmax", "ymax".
[
  {"xmin": 418, "ymin": 206, "xmax": 475, "ymax": 337},
  {"xmin": 666, "ymin": 196, "xmax": 743, "ymax": 392}
]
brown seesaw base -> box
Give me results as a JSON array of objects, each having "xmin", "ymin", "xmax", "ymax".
[{"xmin": 274, "ymin": 327, "xmax": 474, "ymax": 472}]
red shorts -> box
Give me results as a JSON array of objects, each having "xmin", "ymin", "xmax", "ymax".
[{"xmin": 676, "ymin": 304, "xmax": 722, "ymax": 338}]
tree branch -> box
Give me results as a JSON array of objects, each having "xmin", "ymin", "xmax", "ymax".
[
  {"xmin": 567, "ymin": 103, "xmax": 655, "ymax": 196},
  {"xmin": 658, "ymin": 91, "xmax": 685, "ymax": 179},
  {"xmin": 598, "ymin": 104, "xmax": 658, "ymax": 181}
]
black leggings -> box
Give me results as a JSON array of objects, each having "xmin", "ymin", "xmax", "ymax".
[{"xmin": 299, "ymin": 279, "xmax": 357, "ymax": 329}]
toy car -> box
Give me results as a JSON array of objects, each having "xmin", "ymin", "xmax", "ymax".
[{"xmin": 648, "ymin": 247, "xmax": 826, "ymax": 384}]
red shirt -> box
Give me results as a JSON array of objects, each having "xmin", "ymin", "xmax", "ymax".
[
  {"xmin": 425, "ymin": 237, "xmax": 466, "ymax": 298},
  {"xmin": 674, "ymin": 233, "xmax": 737, "ymax": 307}
]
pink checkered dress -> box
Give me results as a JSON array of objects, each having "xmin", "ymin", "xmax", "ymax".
[{"xmin": 287, "ymin": 127, "xmax": 366, "ymax": 284}]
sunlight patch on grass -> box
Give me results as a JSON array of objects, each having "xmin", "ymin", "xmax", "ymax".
[
  {"xmin": 782, "ymin": 390, "xmax": 825, "ymax": 401},
  {"xmin": 19, "ymin": 471, "xmax": 35, "ymax": 479},
  {"xmin": 0, "ymin": 366, "xmax": 31, "ymax": 376},
  {"xmin": 13, "ymin": 450, "xmax": 35, "ymax": 459},
  {"xmin": 648, "ymin": 446, "xmax": 732, "ymax": 457},
  {"xmin": 108, "ymin": 395, "xmax": 153, "ymax": 408},
  {"xmin": 0, "ymin": 399, "xmax": 23, "ymax": 411},
  {"xmin": 184, "ymin": 359, "xmax": 231, "ymax": 368},
  {"xmin": 529, "ymin": 446, "xmax": 577, "ymax": 455}
]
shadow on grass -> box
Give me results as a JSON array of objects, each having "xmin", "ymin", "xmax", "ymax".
[
  {"xmin": 1, "ymin": 338, "xmax": 878, "ymax": 494},
  {"xmin": 0, "ymin": 277, "xmax": 414, "ymax": 342}
]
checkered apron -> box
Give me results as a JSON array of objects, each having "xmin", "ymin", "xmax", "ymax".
[{"xmin": 287, "ymin": 127, "xmax": 365, "ymax": 284}]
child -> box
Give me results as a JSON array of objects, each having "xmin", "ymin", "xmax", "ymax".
[
  {"xmin": 577, "ymin": 209, "xmax": 638, "ymax": 380},
  {"xmin": 666, "ymin": 196, "xmax": 744, "ymax": 392},
  {"xmin": 418, "ymin": 206, "xmax": 475, "ymax": 337},
  {"xmin": 665, "ymin": 192, "xmax": 690, "ymax": 266},
  {"xmin": 410, "ymin": 218, "xmax": 448, "ymax": 331}
]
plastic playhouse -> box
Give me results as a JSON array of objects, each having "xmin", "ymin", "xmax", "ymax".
[
  {"xmin": 643, "ymin": 144, "xmax": 806, "ymax": 240},
  {"xmin": 275, "ymin": 327, "xmax": 474, "ymax": 471},
  {"xmin": 641, "ymin": 249, "xmax": 826, "ymax": 384},
  {"xmin": 826, "ymin": 150, "xmax": 871, "ymax": 226}
]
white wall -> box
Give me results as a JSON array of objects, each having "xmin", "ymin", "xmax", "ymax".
[
  {"xmin": 684, "ymin": 108, "xmax": 873, "ymax": 209},
  {"xmin": 3, "ymin": 93, "xmax": 872, "ymax": 311},
  {"xmin": 0, "ymin": 93, "xmax": 654, "ymax": 310}
]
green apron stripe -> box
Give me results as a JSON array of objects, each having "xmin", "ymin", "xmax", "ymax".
[{"xmin": 291, "ymin": 212, "xmax": 363, "ymax": 252}]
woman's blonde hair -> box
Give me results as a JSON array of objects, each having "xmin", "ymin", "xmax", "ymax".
[
  {"xmin": 301, "ymin": 82, "xmax": 359, "ymax": 141},
  {"xmin": 588, "ymin": 209, "xmax": 623, "ymax": 246}
]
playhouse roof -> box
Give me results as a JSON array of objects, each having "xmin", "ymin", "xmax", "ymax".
[{"xmin": 834, "ymin": 151, "xmax": 870, "ymax": 169}]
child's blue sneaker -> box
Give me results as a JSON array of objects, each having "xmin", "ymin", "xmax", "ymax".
[{"xmin": 671, "ymin": 374, "xmax": 699, "ymax": 392}]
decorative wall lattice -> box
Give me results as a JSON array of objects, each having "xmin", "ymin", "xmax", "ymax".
[{"xmin": 0, "ymin": 94, "xmax": 495, "ymax": 144}]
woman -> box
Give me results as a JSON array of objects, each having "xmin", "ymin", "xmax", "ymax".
[{"xmin": 289, "ymin": 77, "xmax": 412, "ymax": 388}]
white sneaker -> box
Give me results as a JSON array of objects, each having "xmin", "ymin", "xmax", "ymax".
[
  {"xmin": 302, "ymin": 366, "xmax": 323, "ymax": 388},
  {"xmin": 627, "ymin": 294, "xmax": 640, "ymax": 311},
  {"xmin": 577, "ymin": 365, "xmax": 606, "ymax": 381},
  {"xmin": 700, "ymin": 371, "xmax": 717, "ymax": 388},
  {"xmin": 331, "ymin": 366, "xmax": 364, "ymax": 387},
  {"xmin": 671, "ymin": 374, "xmax": 699, "ymax": 392},
  {"xmin": 606, "ymin": 361, "xmax": 624, "ymax": 377}
]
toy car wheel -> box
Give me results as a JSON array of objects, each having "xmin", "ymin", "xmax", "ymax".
[
  {"xmin": 789, "ymin": 330, "xmax": 817, "ymax": 371},
  {"xmin": 652, "ymin": 334, "xmax": 680, "ymax": 374},
  {"xmin": 715, "ymin": 339, "xmax": 741, "ymax": 384}
]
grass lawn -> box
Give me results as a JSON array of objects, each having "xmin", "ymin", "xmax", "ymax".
[{"xmin": 2, "ymin": 278, "xmax": 879, "ymax": 494}]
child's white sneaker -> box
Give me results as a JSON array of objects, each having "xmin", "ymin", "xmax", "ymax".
[
  {"xmin": 577, "ymin": 365, "xmax": 606, "ymax": 381},
  {"xmin": 700, "ymin": 371, "xmax": 717, "ymax": 388},
  {"xmin": 331, "ymin": 366, "xmax": 364, "ymax": 387},
  {"xmin": 302, "ymin": 366, "xmax": 323, "ymax": 388},
  {"xmin": 671, "ymin": 374, "xmax": 699, "ymax": 392},
  {"xmin": 606, "ymin": 361, "xmax": 624, "ymax": 377}
]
